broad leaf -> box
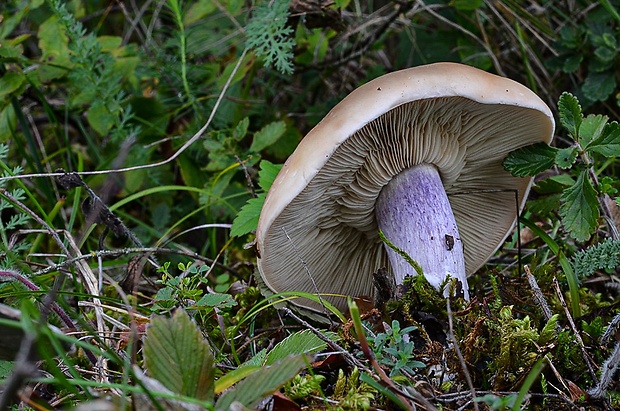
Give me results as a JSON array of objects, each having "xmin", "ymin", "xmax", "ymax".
[
  {"xmin": 0, "ymin": 72, "xmax": 25, "ymax": 99},
  {"xmin": 257, "ymin": 160, "xmax": 283, "ymax": 191},
  {"xmin": 214, "ymin": 355, "xmax": 308, "ymax": 411},
  {"xmin": 555, "ymin": 146, "xmax": 578, "ymax": 169},
  {"xmin": 559, "ymin": 170, "xmax": 599, "ymax": 242},
  {"xmin": 230, "ymin": 194, "xmax": 265, "ymax": 237},
  {"xmin": 230, "ymin": 160, "xmax": 283, "ymax": 237},
  {"xmin": 196, "ymin": 293, "xmax": 237, "ymax": 309},
  {"xmin": 579, "ymin": 114, "xmax": 608, "ymax": 149},
  {"xmin": 587, "ymin": 122, "xmax": 620, "ymax": 157},
  {"xmin": 582, "ymin": 72, "xmax": 616, "ymax": 102},
  {"xmin": 558, "ymin": 92, "xmax": 582, "ymax": 138},
  {"xmin": 265, "ymin": 329, "xmax": 337, "ymax": 365},
  {"xmin": 250, "ymin": 121, "xmax": 287, "ymax": 152},
  {"xmin": 503, "ymin": 143, "xmax": 557, "ymax": 177},
  {"xmin": 143, "ymin": 310, "xmax": 215, "ymax": 402},
  {"xmin": 87, "ymin": 101, "xmax": 115, "ymax": 136}
]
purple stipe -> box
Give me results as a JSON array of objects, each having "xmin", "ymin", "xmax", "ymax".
[{"xmin": 375, "ymin": 164, "xmax": 469, "ymax": 299}]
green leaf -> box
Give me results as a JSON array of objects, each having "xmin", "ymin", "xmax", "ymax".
[
  {"xmin": 257, "ymin": 160, "xmax": 283, "ymax": 191},
  {"xmin": 230, "ymin": 194, "xmax": 265, "ymax": 237},
  {"xmin": 196, "ymin": 292, "xmax": 238, "ymax": 309},
  {"xmin": 183, "ymin": 0, "xmax": 218, "ymax": 26},
  {"xmin": 451, "ymin": 0, "xmax": 483, "ymax": 11},
  {"xmin": 87, "ymin": 101, "xmax": 115, "ymax": 136},
  {"xmin": 538, "ymin": 314, "xmax": 559, "ymax": 345},
  {"xmin": 214, "ymin": 355, "xmax": 308, "ymax": 411},
  {"xmin": 586, "ymin": 122, "xmax": 620, "ymax": 157},
  {"xmin": 579, "ymin": 114, "xmax": 608, "ymax": 148},
  {"xmin": 503, "ymin": 142, "xmax": 558, "ymax": 177},
  {"xmin": 37, "ymin": 15, "xmax": 71, "ymax": 81},
  {"xmin": 0, "ymin": 360, "xmax": 13, "ymax": 379},
  {"xmin": 245, "ymin": 0, "xmax": 296, "ymax": 75},
  {"xmin": 563, "ymin": 54, "xmax": 583, "ymax": 73},
  {"xmin": 250, "ymin": 121, "xmax": 287, "ymax": 152},
  {"xmin": 0, "ymin": 105, "xmax": 16, "ymax": 143},
  {"xmin": 230, "ymin": 160, "xmax": 283, "ymax": 237},
  {"xmin": 233, "ymin": 117, "xmax": 250, "ymax": 141},
  {"xmin": 558, "ymin": 92, "xmax": 582, "ymax": 138},
  {"xmin": 559, "ymin": 169, "xmax": 599, "ymax": 242},
  {"xmin": 554, "ymin": 146, "xmax": 578, "ymax": 169},
  {"xmin": 265, "ymin": 329, "xmax": 337, "ymax": 365},
  {"xmin": 143, "ymin": 310, "xmax": 215, "ymax": 402},
  {"xmin": 0, "ymin": 72, "xmax": 25, "ymax": 99},
  {"xmin": 582, "ymin": 72, "xmax": 616, "ymax": 102}
]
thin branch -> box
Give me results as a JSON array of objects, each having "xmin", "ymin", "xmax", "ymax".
[{"xmin": 0, "ymin": 48, "xmax": 249, "ymax": 183}]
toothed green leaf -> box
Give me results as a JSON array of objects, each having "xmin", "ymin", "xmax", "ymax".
[
  {"xmin": 503, "ymin": 143, "xmax": 557, "ymax": 177},
  {"xmin": 558, "ymin": 92, "xmax": 582, "ymax": 138},
  {"xmin": 559, "ymin": 170, "xmax": 599, "ymax": 242}
]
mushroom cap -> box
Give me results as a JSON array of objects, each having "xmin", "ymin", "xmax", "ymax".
[{"xmin": 256, "ymin": 62, "xmax": 555, "ymax": 314}]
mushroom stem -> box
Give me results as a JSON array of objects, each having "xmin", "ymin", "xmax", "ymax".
[{"xmin": 375, "ymin": 163, "xmax": 469, "ymax": 299}]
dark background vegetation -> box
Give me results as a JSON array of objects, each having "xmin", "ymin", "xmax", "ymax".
[{"xmin": 0, "ymin": 0, "xmax": 619, "ymax": 410}]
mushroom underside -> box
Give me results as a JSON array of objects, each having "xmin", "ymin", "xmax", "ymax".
[{"xmin": 258, "ymin": 97, "xmax": 552, "ymax": 313}]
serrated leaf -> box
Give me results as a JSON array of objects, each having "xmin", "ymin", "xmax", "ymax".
[
  {"xmin": 230, "ymin": 194, "xmax": 265, "ymax": 237},
  {"xmin": 230, "ymin": 160, "xmax": 283, "ymax": 237},
  {"xmin": 196, "ymin": 292, "xmax": 237, "ymax": 309},
  {"xmin": 563, "ymin": 54, "xmax": 583, "ymax": 73},
  {"xmin": 559, "ymin": 170, "xmax": 599, "ymax": 242},
  {"xmin": 555, "ymin": 146, "xmax": 578, "ymax": 169},
  {"xmin": 265, "ymin": 329, "xmax": 337, "ymax": 365},
  {"xmin": 143, "ymin": 310, "xmax": 215, "ymax": 402},
  {"xmin": 579, "ymin": 114, "xmax": 608, "ymax": 148},
  {"xmin": 503, "ymin": 143, "xmax": 558, "ymax": 177},
  {"xmin": 257, "ymin": 160, "xmax": 283, "ymax": 191},
  {"xmin": 250, "ymin": 121, "xmax": 287, "ymax": 152},
  {"xmin": 214, "ymin": 365, "xmax": 262, "ymax": 394},
  {"xmin": 582, "ymin": 72, "xmax": 616, "ymax": 102},
  {"xmin": 558, "ymin": 92, "xmax": 582, "ymax": 138},
  {"xmin": 586, "ymin": 122, "xmax": 620, "ymax": 157},
  {"xmin": 214, "ymin": 355, "xmax": 308, "ymax": 411}
]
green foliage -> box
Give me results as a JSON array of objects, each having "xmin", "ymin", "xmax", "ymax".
[
  {"xmin": 505, "ymin": 92, "xmax": 620, "ymax": 241},
  {"xmin": 214, "ymin": 354, "xmax": 309, "ymax": 411},
  {"xmin": 486, "ymin": 306, "xmax": 558, "ymax": 390},
  {"xmin": 154, "ymin": 261, "xmax": 237, "ymax": 313},
  {"xmin": 245, "ymin": 0, "xmax": 296, "ymax": 74},
  {"xmin": 284, "ymin": 373, "xmax": 326, "ymax": 400},
  {"xmin": 231, "ymin": 160, "xmax": 283, "ymax": 237},
  {"xmin": 332, "ymin": 367, "xmax": 376, "ymax": 410},
  {"xmin": 47, "ymin": 0, "xmax": 139, "ymax": 140},
  {"xmin": 572, "ymin": 238, "xmax": 620, "ymax": 279},
  {"xmin": 369, "ymin": 320, "xmax": 425, "ymax": 377},
  {"xmin": 1, "ymin": 0, "xmax": 620, "ymax": 408},
  {"xmin": 474, "ymin": 393, "xmax": 517, "ymax": 411},
  {"xmin": 559, "ymin": 169, "xmax": 599, "ymax": 242},
  {"xmin": 0, "ymin": 144, "xmax": 30, "ymax": 266},
  {"xmin": 548, "ymin": 4, "xmax": 620, "ymax": 104},
  {"xmin": 143, "ymin": 309, "xmax": 215, "ymax": 402},
  {"xmin": 265, "ymin": 329, "xmax": 337, "ymax": 365}
]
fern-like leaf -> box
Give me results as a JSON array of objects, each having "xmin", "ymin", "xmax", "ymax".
[
  {"xmin": 245, "ymin": 0, "xmax": 296, "ymax": 75},
  {"xmin": 572, "ymin": 238, "xmax": 620, "ymax": 280}
]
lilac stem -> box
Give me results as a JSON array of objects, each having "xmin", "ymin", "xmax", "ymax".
[{"xmin": 375, "ymin": 164, "xmax": 469, "ymax": 299}]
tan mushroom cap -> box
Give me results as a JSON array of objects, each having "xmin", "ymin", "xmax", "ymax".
[{"xmin": 256, "ymin": 62, "xmax": 555, "ymax": 314}]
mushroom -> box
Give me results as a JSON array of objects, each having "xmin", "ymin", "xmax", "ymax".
[{"xmin": 256, "ymin": 62, "xmax": 555, "ymax": 315}]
